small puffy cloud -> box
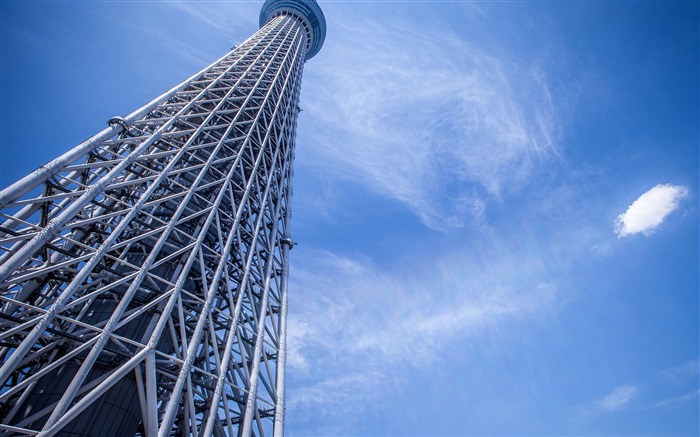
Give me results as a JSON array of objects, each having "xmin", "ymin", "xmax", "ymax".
[
  {"xmin": 599, "ymin": 385, "xmax": 638, "ymax": 411},
  {"xmin": 615, "ymin": 184, "xmax": 689, "ymax": 237}
]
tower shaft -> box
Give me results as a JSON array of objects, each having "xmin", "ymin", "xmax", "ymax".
[{"xmin": 0, "ymin": 10, "xmax": 313, "ymax": 437}]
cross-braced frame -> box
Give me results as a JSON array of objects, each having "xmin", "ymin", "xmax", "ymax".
[{"xmin": 0, "ymin": 10, "xmax": 315, "ymax": 436}]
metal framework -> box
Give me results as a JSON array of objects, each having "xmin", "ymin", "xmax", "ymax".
[{"xmin": 0, "ymin": 1, "xmax": 325, "ymax": 436}]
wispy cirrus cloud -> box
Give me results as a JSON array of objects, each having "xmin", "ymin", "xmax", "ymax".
[
  {"xmin": 660, "ymin": 359, "xmax": 700, "ymax": 384},
  {"xmin": 168, "ymin": 1, "xmax": 258, "ymax": 39},
  {"xmin": 288, "ymin": 247, "xmax": 557, "ymax": 370},
  {"xmin": 646, "ymin": 389, "xmax": 700, "ymax": 409},
  {"xmin": 570, "ymin": 384, "xmax": 640, "ymax": 422},
  {"xmin": 285, "ymin": 243, "xmax": 560, "ymax": 432},
  {"xmin": 615, "ymin": 184, "xmax": 689, "ymax": 238},
  {"xmin": 599, "ymin": 385, "xmax": 639, "ymax": 412},
  {"xmin": 572, "ymin": 360, "xmax": 699, "ymax": 422},
  {"xmin": 300, "ymin": 15, "xmax": 560, "ymax": 230}
]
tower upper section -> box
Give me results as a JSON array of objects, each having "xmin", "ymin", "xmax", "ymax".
[{"xmin": 259, "ymin": 0, "xmax": 326, "ymax": 60}]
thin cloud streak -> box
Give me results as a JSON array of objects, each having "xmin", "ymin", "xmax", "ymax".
[
  {"xmin": 646, "ymin": 389, "xmax": 700, "ymax": 409},
  {"xmin": 288, "ymin": 247, "xmax": 557, "ymax": 370},
  {"xmin": 568, "ymin": 384, "xmax": 639, "ymax": 427},
  {"xmin": 300, "ymin": 16, "xmax": 560, "ymax": 230},
  {"xmin": 599, "ymin": 385, "xmax": 638, "ymax": 412},
  {"xmin": 570, "ymin": 359, "xmax": 699, "ymax": 424},
  {"xmin": 285, "ymin": 242, "xmax": 561, "ymax": 430},
  {"xmin": 94, "ymin": 6, "xmax": 217, "ymax": 68},
  {"xmin": 168, "ymin": 1, "xmax": 258, "ymax": 40},
  {"xmin": 660, "ymin": 359, "xmax": 700, "ymax": 384}
]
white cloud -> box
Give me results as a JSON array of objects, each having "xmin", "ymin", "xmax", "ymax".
[
  {"xmin": 285, "ymin": 243, "xmax": 561, "ymax": 430},
  {"xmin": 168, "ymin": 1, "xmax": 258, "ymax": 39},
  {"xmin": 569, "ymin": 384, "xmax": 639, "ymax": 422},
  {"xmin": 286, "ymin": 371, "xmax": 387, "ymax": 436},
  {"xmin": 288, "ymin": 247, "xmax": 557, "ymax": 371},
  {"xmin": 599, "ymin": 385, "xmax": 638, "ymax": 411},
  {"xmin": 615, "ymin": 184, "xmax": 689, "ymax": 238},
  {"xmin": 647, "ymin": 389, "xmax": 700, "ymax": 409},
  {"xmin": 299, "ymin": 14, "xmax": 560, "ymax": 230},
  {"xmin": 660, "ymin": 359, "xmax": 700, "ymax": 384},
  {"xmin": 285, "ymin": 319, "xmax": 315, "ymax": 373},
  {"xmin": 289, "ymin": 371, "xmax": 384, "ymax": 415}
]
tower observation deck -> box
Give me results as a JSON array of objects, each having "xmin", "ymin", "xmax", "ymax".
[{"xmin": 0, "ymin": 1, "xmax": 325, "ymax": 436}]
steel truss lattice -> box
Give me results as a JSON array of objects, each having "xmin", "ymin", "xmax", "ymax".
[{"xmin": 0, "ymin": 2, "xmax": 325, "ymax": 435}]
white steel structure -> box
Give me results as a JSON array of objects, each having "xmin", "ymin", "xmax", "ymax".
[{"xmin": 0, "ymin": 1, "xmax": 325, "ymax": 436}]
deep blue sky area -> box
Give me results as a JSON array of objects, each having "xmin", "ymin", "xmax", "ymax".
[{"xmin": 1, "ymin": 1, "xmax": 698, "ymax": 436}]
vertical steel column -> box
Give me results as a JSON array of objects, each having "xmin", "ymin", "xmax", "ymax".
[{"xmin": 0, "ymin": 1, "xmax": 326, "ymax": 436}]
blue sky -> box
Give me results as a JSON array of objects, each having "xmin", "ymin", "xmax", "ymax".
[{"xmin": 1, "ymin": 1, "xmax": 698, "ymax": 436}]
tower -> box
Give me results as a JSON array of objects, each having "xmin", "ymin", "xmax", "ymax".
[{"xmin": 0, "ymin": 0, "xmax": 325, "ymax": 435}]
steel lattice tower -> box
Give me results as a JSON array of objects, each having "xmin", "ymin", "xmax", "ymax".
[{"xmin": 0, "ymin": 1, "xmax": 325, "ymax": 436}]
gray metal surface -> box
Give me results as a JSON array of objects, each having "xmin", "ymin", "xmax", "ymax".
[{"xmin": 0, "ymin": 3, "xmax": 323, "ymax": 435}]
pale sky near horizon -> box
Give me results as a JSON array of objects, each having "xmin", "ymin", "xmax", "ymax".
[{"xmin": 1, "ymin": 1, "xmax": 698, "ymax": 436}]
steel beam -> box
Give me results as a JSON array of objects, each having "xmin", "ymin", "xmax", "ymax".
[{"xmin": 0, "ymin": 1, "xmax": 326, "ymax": 434}]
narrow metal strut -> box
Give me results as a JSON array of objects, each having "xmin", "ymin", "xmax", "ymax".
[{"xmin": 0, "ymin": 9, "xmax": 317, "ymax": 436}]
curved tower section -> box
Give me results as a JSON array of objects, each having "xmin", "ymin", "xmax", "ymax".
[
  {"xmin": 259, "ymin": 0, "xmax": 326, "ymax": 60},
  {"xmin": 0, "ymin": 1, "xmax": 324, "ymax": 436}
]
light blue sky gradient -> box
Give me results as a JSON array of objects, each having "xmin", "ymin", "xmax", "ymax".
[{"xmin": 1, "ymin": 1, "xmax": 698, "ymax": 436}]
